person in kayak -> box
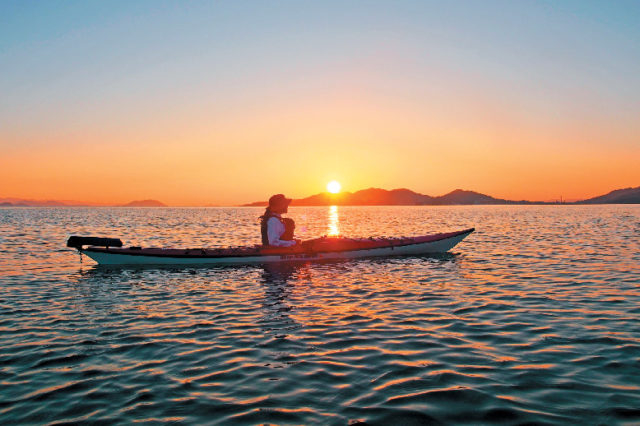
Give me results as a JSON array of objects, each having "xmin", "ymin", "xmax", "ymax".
[{"xmin": 260, "ymin": 194, "xmax": 297, "ymax": 247}]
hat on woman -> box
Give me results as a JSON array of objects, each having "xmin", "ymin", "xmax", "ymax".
[{"xmin": 268, "ymin": 194, "xmax": 292, "ymax": 208}]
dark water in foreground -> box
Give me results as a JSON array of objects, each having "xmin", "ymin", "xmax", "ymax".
[{"xmin": 1, "ymin": 205, "xmax": 639, "ymax": 425}]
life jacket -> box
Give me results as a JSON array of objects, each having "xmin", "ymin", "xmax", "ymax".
[{"xmin": 260, "ymin": 209, "xmax": 295, "ymax": 246}]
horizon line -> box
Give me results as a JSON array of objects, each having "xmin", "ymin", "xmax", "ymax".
[{"xmin": 2, "ymin": 184, "xmax": 638, "ymax": 207}]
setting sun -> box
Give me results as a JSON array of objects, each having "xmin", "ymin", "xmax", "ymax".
[{"xmin": 327, "ymin": 181, "xmax": 342, "ymax": 194}]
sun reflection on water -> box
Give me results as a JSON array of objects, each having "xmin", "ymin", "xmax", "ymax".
[{"xmin": 328, "ymin": 205, "xmax": 339, "ymax": 236}]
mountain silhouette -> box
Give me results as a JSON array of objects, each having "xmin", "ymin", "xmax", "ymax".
[
  {"xmin": 0, "ymin": 197, "xmax": 167, "ymax": 207},
  {"xmin": 120, "ymin": 199, "xmax": 167, "ymax": 207},
  {"xmin": 2, "ymin": 187, "xmax": 638, "ymax": 207},
  {"xmin": 244, "ymin": 186, "xmax": 639, "ymax": 206},
  {"xmin": 577, "ymin": 187, "xmax": 640, "ymax": 204}
]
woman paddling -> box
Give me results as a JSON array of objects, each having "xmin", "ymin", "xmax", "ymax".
[{"xmin": 260, "ymin": 194, "xmax": 297, "ymax": 247}]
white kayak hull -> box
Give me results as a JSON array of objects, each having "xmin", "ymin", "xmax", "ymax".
[{"xmin": 78, "ymin": 228, "xmax": 474, "ymax": 266}]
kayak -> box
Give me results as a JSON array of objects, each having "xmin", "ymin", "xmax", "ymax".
[
  {"xmin": 68, "ymin": 229, "xmax": 474, "ymax": 266},
  {"xmin": 67, "ymin": 228, "xmax": 474, "ymax": 266}
]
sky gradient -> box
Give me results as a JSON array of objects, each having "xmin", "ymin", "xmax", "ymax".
[{"xmin": 1, "ymin": 0, "xmax": 639, "ymax": 205}]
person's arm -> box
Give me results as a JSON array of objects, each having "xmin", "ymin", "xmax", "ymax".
[{"xmin": 267, "ymin": 217, "xmax": 297, "ymax": 247}]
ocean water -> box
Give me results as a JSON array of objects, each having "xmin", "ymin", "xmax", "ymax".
[{"xmin": 1, "ymin": 205, "xmax": 639, "ymax": 424}]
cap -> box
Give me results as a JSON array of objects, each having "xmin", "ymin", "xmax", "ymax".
[{"xmin": 268, "ymin": 193, "xmax": 292, "ymax": 208}]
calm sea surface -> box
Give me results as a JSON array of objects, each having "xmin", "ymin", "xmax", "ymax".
[{"xmin": 1, "ymin": 205, "xmax": 639, "ymax": 424}]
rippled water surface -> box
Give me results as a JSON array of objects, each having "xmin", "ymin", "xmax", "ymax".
[{"xmin": 1, "ymin": 206, "xmax": 639, "ymax": 424}]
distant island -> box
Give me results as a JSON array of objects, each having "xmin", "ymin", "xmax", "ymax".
[
  {"xmin": 120, "ymin": 199, "xmax": 167, "ymax": 207},
  {"xmin": 0, "ymin": 198, "xmax": 167, "ymax": 207},
  {"xmin": 243, "ymin": 186, "xmax": 640, "ymax": 206}
]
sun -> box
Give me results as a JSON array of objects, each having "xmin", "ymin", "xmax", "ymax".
[{"xmin": 327, "ymin": 180, "xmax": 341, "ymax": 194}]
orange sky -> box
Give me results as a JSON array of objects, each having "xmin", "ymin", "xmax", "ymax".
[
  {"xmin": 3, "ymin": 92, "xmax": 637, "ymax": 205},
  {"xmin": 2, "ymin": 2, "xmax": 639, "ymax": 205}
]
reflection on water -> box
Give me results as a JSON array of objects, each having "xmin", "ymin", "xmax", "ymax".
[
  {"xmin": 328, "ymin": 205, "xmax": 339, "ymax": 236},
  {"xmin": 260, "ymin": 264, "xmax": 303, "ymax": 340},
  {"xmin": 0, "ymin": 205, "xmax": 639, "ymax": 424}
]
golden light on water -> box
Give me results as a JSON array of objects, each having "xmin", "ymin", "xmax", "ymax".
[
  {"xmin": 327, "ymin": 181, "xmax": 341, "ymax": 194},
  {"xmin": 328, "ymin": 205, "xmax": 340, "ymax": 236}
]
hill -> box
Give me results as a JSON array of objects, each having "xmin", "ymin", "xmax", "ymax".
[
  {"xmin": 291, "ymin": 188, "xmax": 436, "ymax": 206},
  {"xmin": 433, "ymin": 189, "xmax": 515, "ymax": 205},
  {"xmin": 578, "ymin": 187, "xmax": 640, "ymax": 204},
  {"xmin": 121, "ymin": 199, "xmax": 167, "ymax": 207}
]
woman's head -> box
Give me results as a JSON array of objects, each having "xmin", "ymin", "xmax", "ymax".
[{"xmin": 268, "ymin": 193, "xmax": 292, "ymax": 214}]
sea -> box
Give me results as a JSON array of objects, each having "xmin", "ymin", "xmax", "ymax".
[{"xmin": 1, "ymin": 205, "xmax": 639, "ymax": 425}]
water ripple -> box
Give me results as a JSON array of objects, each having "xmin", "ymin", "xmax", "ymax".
[{"xmin": 0, "ymin": 205, "xmax": 639, "ymax": 424}]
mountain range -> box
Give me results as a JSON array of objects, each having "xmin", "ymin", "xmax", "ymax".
[
  {"xmin": 0, "ymin": 198, "xmax": 167, "ymax": 207},
  {"xmin": 244, "ymin": 186, "xmax": 640, "ymax": 206},
  {"xmin": 1, "ymin": 187, "xmax": 639, "ymax": 207}
]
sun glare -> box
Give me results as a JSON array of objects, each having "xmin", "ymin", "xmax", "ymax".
[{"xmin": 327, "ymin": 180, "xmax": 341, "ymax": 194}]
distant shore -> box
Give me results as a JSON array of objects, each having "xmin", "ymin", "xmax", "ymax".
[
  {"xmin": 2, "ymin": 186, "xmax": 639, "ymax": 207},
  {"xmin": 242, "ymin": 186, "xmax": 640, "ymax": 207}
]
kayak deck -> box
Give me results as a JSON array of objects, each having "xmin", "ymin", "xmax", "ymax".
[{"xmin": 74, "ymin": 228, "xmax": 474, "ymax": 265}]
